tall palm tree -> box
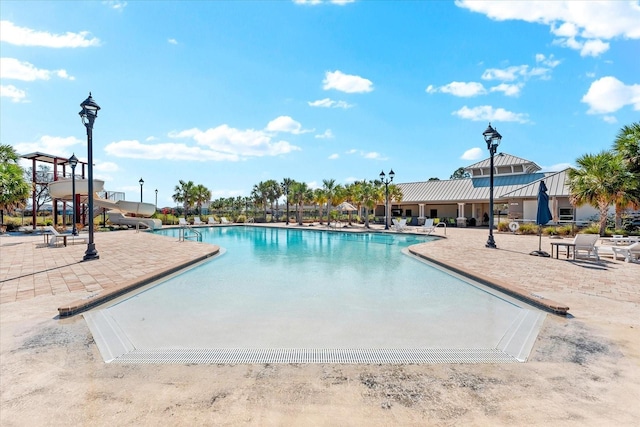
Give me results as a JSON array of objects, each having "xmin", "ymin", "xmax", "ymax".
[
  {"xmin": 613, "ymin": 122, "xmax": 640, "ymax": 222},
  {"xmin": 0, "ymin": 144, "xmax": 30, "ymax": 226},
  {"xmin": 357, "ymin": 180, "xmax": 380, "ymax": 229},
  {"xmin": 263, "ymin": 179, "xmax": 281, "ymax": 222},
  {"xmin": 172, "ymin": 180, "xmax": 195, "ymax": 218},
  {"xmin": 568, "ymin": 151, "xmax": 630, "ymax": 235},
  {"xmin": 281, "ymin": 178, "xmax": 295, "ymax": 224},
  {"xmin": 313, "ymin": 188, "xmax": 327, "ymax": 224},
  {"xmin": 322, "ymin": 179, "xmax": 339, "ymax": 221},
  {"xmin": 290, "ymin": 181, "xmax": 312, "ymax": 225},
  {"xmin": 193, "ymin": 184, "xmax": 211, "ymax": 215},
  {"xmin": 251, "ymin": 181, "xmax": 270, "ymax": 221}
]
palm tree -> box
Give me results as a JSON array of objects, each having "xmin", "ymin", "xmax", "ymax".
[
  {"xmin": 264, "ymin": 179, "xmax": 281, "ymax": 222},
  {"xmin": 193, "ymin": 184, "xmax": 211, "ymax": 215},
  {"xmin": 313, "ymin": 188, "xmax": 327, "ymax": 224},
  {"xmin": 251, "ymin": 181, "xmax": 270, "ymax": 221},
  {"xmin": 568, "ymin": 151, "xmax": 631, "ymax": 235},
  {"xmin": 613, "ymin": 122, "xmax": 640, "ymax": 223},
  {"xmin": 357, "ymin": 180, "xmax": 380, "ymax": 228},
  {"xmin": 290, "ymin": 181, "xmax": 312, "ymax": 225},
  {"xmin": 281, "ymin": 178, "xmax": 294, "ymax": 224},
  {"xmin": 322, "ymin": 179, "xmax": 340, "ymax": 221},
  {"xmin": 172, "ymin": 180, "xmax": 195, "ymax": 219},
  {"xmin": 0, "ymin": 144, "xmax": 30, "ymax": 227}
]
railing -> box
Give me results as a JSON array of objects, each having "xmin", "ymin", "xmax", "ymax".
[
  {"xmin": 178, "ymin": 224, "xmax": 202, "ymax": 242},
  {"xmin": 135, "ymin": 222, "xmax": 149, "ymax": 233}
]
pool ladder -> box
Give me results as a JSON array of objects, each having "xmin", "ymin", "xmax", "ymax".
[{"xmin": 178, "ymin": 225, "xmax": 202, "ymax": 242}]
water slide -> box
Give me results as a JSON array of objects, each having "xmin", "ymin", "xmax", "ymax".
[{"xmin": 48, "ymin": 178, "xmax": 162, "ymax": 230}]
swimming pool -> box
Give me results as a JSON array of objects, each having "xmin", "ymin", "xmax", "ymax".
[{"xmin": 85, "ymin": 226, "xmax": 545, "ymax": 364}]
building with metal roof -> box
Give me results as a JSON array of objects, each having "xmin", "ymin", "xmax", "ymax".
[{"xmin": 376, "ymin": 152, "xmax": 601, "ymax": 227}]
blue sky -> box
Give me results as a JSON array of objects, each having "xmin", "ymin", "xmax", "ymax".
[{"xmin": 1, "ymin": 0, "xmax": 639, "ymax": 206}]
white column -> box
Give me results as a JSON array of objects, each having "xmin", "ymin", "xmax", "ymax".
[
  {"xmin": 457, "ymin": 203, "xmax": 467, "ymax": 227},
  {"xmin": 418, "ymin": 204, "xmax": 425, "ymax": 219}
]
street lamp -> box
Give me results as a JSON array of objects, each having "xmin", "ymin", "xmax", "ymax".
[
  {"xmin": 79, "ymin": 92, "xmax": 100, "ymax": 261},
  {"xmin": 155, "ymin": 189, "xmax": 158, "ymax": 212},
  {"xmin": 69, "ymin": 153, "xmax": 78, "ymax": 236},
  {"xmin": 139, "ymin": 178, "xmax": 144, "ymax": 203},
  {"xmin": 379, "ymin": 169, "xmax": 395, "ymax": 230},
  {"xmin": 483, "ymin": 123, "xmax": 502, "ymax": 249}
]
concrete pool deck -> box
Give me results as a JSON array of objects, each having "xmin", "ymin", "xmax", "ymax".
[{"xmin": 1, "ymin": 225, "xmax": 639, "ymax": 425}]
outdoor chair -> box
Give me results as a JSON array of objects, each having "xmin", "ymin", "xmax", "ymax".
[
  {"xmin": 392, "ymin": 218, "xmax": 407, "ymax": 232},
  {"xmin": 193, "ymin": 216, "xmax": 204, "ymax": 225},
  {"xmin": 178, "ymin": 218, "xmax": 189, "ymax": 226},
  {"xmin": 220, "ymin": 217, "xmax": 231, "ymax": 224},
  {"xmin": 613, "ymin": 242, "xmax": 640, "ymax": 263},
  {"xmin": 208, "ymin": 217, "xmax": 217, "ymax": 225},
  {"xmin": 420, "ymin": 218, "xmax": 436, "ymax": 234},
  {"xmin": 43, "ymin": 225, "xmax": 87, "ymax": 247},
  {"xmin": 573, "ymin": 234, "xmax": 600, "ymax": 260}
]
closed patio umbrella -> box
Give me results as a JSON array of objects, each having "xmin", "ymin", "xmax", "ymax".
[{"xmin": 530, "ymin": 180, "xmax": 553, "ymax": 257}]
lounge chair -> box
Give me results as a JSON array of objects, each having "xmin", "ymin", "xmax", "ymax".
[
  {"xmin": 178, "ymin": 218, "xmax": 189, "ymax": 226},
  {"xmin": 392, "ymin": 218, "xmax": 407, "ymax": 232},
  {"xmin": 420, "ymin": 219, "xmax": 436, "ymax": 234},
  {"xmin": 573, "ymin": 234, "xmax": 600, "ymax": 260},
  {"xmin": 613, "ymin": 242, "xmax": 640, "ymax": 263},
  {"xmin": 43, "ymin": 225, "xmax": 87, "ymax": 247},
  {"xmin": 208, "ymin": 216, "xmax": 217, "ymax": 225},
  {"xmin": 220, "ymin": 217, "xmax": 230, "ymax": 224},
  {"xmin": 193, "ymin": 216, "xmax": 204, "ymax": 226}
]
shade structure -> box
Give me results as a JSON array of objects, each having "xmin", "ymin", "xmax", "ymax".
[
  {"xmin": 531, "ymin": 180, "xmax": 552, "ymax": 257},
  {"xmin": 335, "ymin": 201, "xmax": 357, "ymax": 211}
]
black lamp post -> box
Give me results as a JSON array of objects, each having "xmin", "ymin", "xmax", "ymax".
[
  {"xmin": 155, "ymin": 189, "xmax": 158, "ymax": 212},
  {"xmin": 482, "ymin": 123, "xmax": 502, "ymax": 249},
  {"xmin": 139, "ymin": 178, "xmax": 144, "ymax": 203},
  {"xmin": 79, "ymin": 92, "xmax": 100, "ymax": 261},
  {"xmin": 379, "ymin": 169, "xmax": 395, "ymax": 230},
  {"xmin": 69, "ymin": 153, "xmax": 78, "ymax": 236},
  {"xmin": 282, "ymin": 181, "xmax": 290, "ymax": 225}
]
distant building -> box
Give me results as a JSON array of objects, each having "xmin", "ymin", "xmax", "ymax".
[{"xmin": 377, "ymin": 153, "xmax": 604, "ymax": 226}]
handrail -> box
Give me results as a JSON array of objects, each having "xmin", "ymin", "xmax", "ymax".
[
  {"xmin": 178, "ymin": 224, "xmax": 201, "ymax": 242},
  {"xmin": 135, "ymin": 222, "xmax": 149, "ymax": 233}
]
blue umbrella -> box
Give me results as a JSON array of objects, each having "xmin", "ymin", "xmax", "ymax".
[{"xmin": 531, "ymin": 180, "xmax": 552, "ymax": 256}]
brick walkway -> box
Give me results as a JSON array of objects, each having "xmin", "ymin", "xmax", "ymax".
[{"xmin": 1, "ymin": 226, "xmax": 638, "ymax": 316}]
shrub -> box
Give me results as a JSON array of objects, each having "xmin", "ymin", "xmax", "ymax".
[
  {"xmin": 497, "ymin": 221, "xmax": 510, "ymax": 232},
  {"xmin": 517, "ymin": 223, "xmax": 539, "ymax": 235},
  {"xmin": 581, "ymin": 224, "xmax": 601, "ymax": 235},
  {"xmin": 236, "ymin": 214, "xmax": 246, "ymax": 223}
]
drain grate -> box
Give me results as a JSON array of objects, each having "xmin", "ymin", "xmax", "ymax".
[{"xmin": 112, "ymin": 348, "xmax": 520, "ymax": 364}]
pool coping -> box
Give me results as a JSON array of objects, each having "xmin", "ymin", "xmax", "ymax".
[
  {"xmin": 407, "ymin": 247, "xmax": 570, "ymax": 316},
  {"xmin": 57, "ymin": 246, "xmax": 220, "ymax": 317}
]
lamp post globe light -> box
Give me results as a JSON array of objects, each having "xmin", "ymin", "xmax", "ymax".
[
  {"xmin": 482, "ymin": 123, "xmax": 502, "ymax": 249},
  {"xmin": 379, "ymin": 169, "xmax": 395, "ymax": 230},
  {"xmin": 139, "ymin": 178, "xmax": 144, "ymax": 203},
  {"xmin": 69, "ymin": 153, "xmax": 79, "ymax": 236},
  {"xmin": 79, "ymin": 93, "xmax": 100, "ymax": 261}
]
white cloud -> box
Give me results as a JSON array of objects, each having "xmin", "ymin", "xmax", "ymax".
[
  {"xmin": 426, "ymin": 81, "xmax": 487, "ymax": 97},
  {"xmin": 168, "ymin": 124, "xmax": 302, "ymax": 158},
  {"xmin": 0, "ymin": 84, "xmax": 27, "ymax": 102},
  {"xmin": 456, "ymin": 1, "xmax": 640, "ymax": 57},
  {"xmin": 13, "ymin": 135, "xmax": 83, "ymax": 156},
  {"xmin": 293, "ymin": 0, "xmax": 354, "ymax": 5},
  {"xmin": 581, "ymin": 76, "xmax": 640, "ymax": 114},
  {"xmin": 315, "ymin": 129, "xmax": 334, "ymax": 139},
  {"xmin": 490, "ymin": 83, "xmax": 522, "ymax": 97},
  {"xmin": 541, "ymin": 162, "xmax": 573, "ymax": 172},
  {"xmin": 364, "ymin": 152, "xmax": 382, "ymax": 159},
  {"xmin": 308, "ymin": 98, "xmax": 354, "ymax": 108},
  {"xmin": 482, "ymin": 65, "xmax": 529, "ymax": 82},
  {"xmin": 602, "ymin": 115, "xmax": 618, "ymax": 124},
  {"xmin": 168, "ymin": 38, "xmax": 178, "ymax": 45},
  {"xmin": 103, "ymin": 1, "xmax": 127, "ymax": 10},
  {"xmin": 94, "ymin": 161, "xmax": 119, "ymax": 172},
  {"xmin": 346, "ymin": 149, "xmax": 358, "ymax": 154},
  {"xmin": 0, "ymin": 20, "xmax": 101, "ymax": 48},
  {"xmin": 0, "ymin": 58, "xmax": 75, "ymax": 81},
  {"xmin": 328, "ymin": 153, "xmax": 339, "ymax": 159},
  {"xmin": 344, "ymin": 149, "xmax": 386, "ymax": 160},
  {"xmin": 323, "ymin": 70, "xmax": 373, "ymax": 93},
  {"xmin": 105, "ymin": 139, "xmax": 240, "ymax": 161},
  {"xmin": 461, "ymin": 147, "xmax": 483, "ymax": 161},
  {"xmin": 453, "ymin": 105, "xmax": 530, "ymax": 123},
  {"xmin": 265, "ymin": 116, "xmax": 312, "ymax": 134}
]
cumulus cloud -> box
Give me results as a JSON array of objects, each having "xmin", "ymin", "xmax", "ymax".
[
  {"xmin": 490, "ymin": 83, "xmax": 522, "ymax": 97},
  {"xmin": 581, "ymin": 76, "xmax": 640, "ymax": 114},
  {"xmin": 344, "ymin": 149, "xmax": 385, "ymax": 160},
  {"xmin": 94, "ymin": 161, "xmax": 119, "ymax": 172},
  {"xmin": 453, "ymin": 105, "xmax": 530, "ymax": 123},
  {"xmin": 323, "ymin": 70, "xmax": 373, "ymax": 93},
  {"xmin": 0, "ymin": 84, "xmax": 27, "ymax": 102},
  {"xmin": 328, "ymin": 153, "xmax": 339, "ymax": 159},
  {"xmin": 265, "ymin": 116, "xmax": 312, "ymax": 134},
  {"xmin": 13, "ymin": 135, "xmax": 83, "ymax": 155},
  {"xmin": 315, "ymin": 129, "xmax": 335, "ymax": 139},
  {"xmin": 602, "ymin": 116, "xmax": 617, "ymax": 124},
  {"xmin": 103, "ymin": 1, "xmax": 127, "ymax": 10},
  {"xmin": 308, "ymin": 98, "xmax": 354, "ymax": 108},
  {"xmin": 0, "ymin": 58, "xmax": 75, "ymax": 81},
  {"xmin": 168, "ymin": 38, "xmax": 178, "ymax": 45},
  {"xmin": 426, "ymin": 81, "xmax": 487, "ymax": 97},
  {"xmin": 0, "ymin": 20, "xmax": 100, "ymax": 48},
  {"xmin": 105, "ymin": 139, "xmax": 241, "ymax": 161},
  {"xmin": 456, "ymin": 1, "xmax": 640, "ymax": 57},
  {"xmin": 461, "ymin": 147, "xmax": 483, "ymax": 161}
]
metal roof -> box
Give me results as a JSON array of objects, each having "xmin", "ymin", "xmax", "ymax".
[
  {"xmin": 465, "ymin": 153, "xmax": 541, "ymax": 173},
  {"xmin": 20, "ymin": 151, "xmax": 87, "ymax": 166},
  {"xmin": 397, "ymin": 170, "xmax": 570, "ymax": 204}
]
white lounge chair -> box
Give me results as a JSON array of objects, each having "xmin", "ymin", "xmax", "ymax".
[
  {"xmin": 220, "ymin": 217, "xmax": 230, "ymax": 224},
  {"xmin": 613, "ymin": 242, "xmax": 640, "ymax": 263},
  {"xmin": 392, "ymin": 218, "xmax": 407, "ymax": 232},
  {"xmin": 43, "ymin": 225, "xmax": 87, "ymax": 247},
  {"xmin": 420, "ymin": 219, "xmax": 436, "ymax": 234},
  {"xmin": 208, "ymin": 216, "xmax": 217, "ymax": 225},
  {"xmin": 193, "ymin": 216, "xmax": 204, "ymax": 226},
  {"xmin": 574, "ymin": 234, "xmax": 600, "ymax": 260},
  {"xmin": 178, "ymin": 218, "xmax": 189, "ymax": 226}
]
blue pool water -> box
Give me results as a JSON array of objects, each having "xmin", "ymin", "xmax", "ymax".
[{"xmin": 89, "ymin": 226, "xmax": 544, "ymax": 360}]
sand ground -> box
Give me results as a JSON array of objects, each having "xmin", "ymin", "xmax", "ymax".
[{"xmin": 1, "ymin": 226, "xmax": 639, "ymax": 426}]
